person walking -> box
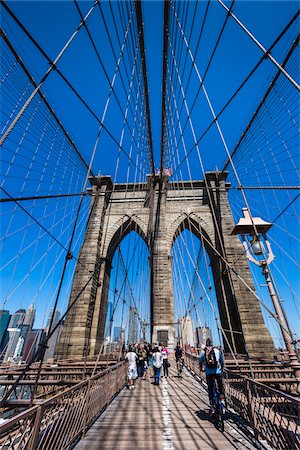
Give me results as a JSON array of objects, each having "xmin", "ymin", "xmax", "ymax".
[
  {"xmin": 137, "ymin": 344, "xmax": 147, "ymax": 378},
  {"xmin": 161, "ymin": 343, "xmax": 169, "ymax": 378},
  {"xmin": 174, "ymin": 342, "xmax": 184, "ymax": 377},
  {"xmin": 151, "ymin": 347, "xmax": 163, "ymax": 386},
  {"xmin": 125, "ymin": 345, "xmax": 138, "ymax": 390}
]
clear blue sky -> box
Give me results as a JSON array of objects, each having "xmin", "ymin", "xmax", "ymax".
[{"xmin": 1, "ymin": 1, "xmax": 299, "ymax": 348}]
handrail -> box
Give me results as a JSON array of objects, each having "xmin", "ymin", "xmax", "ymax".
[
  {"xmin": 185, "ymin": 351, "xmax": 300, "ymax": 400},
  {"xmin": 0, "ymin": 404, "xmax": 39, "ymax": 433},
  {"xmin": 0, "ymin": 361, "xmax": 126, "ymax": 450},
  {"xmin": 184, "ymin": 352, "xmax": 300, "ymax": 450}
]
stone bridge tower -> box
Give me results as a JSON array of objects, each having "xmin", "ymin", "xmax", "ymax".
[{"xmin": 55, "ymin": 172, "xmax": 275, "ymax": 359}]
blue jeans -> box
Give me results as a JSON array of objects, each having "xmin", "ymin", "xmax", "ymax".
[
  {"xmin": 153, "ymin": 366, "xmax": 161, "ymax": 384},
  {"xmin": 137, "ymin": 361, "xmax": 144, "ymax": 377}
]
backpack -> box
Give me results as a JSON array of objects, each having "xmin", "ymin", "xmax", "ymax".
[{"xmin": 205, "ymin": 347, "xmax": 217, "ymax": 368}]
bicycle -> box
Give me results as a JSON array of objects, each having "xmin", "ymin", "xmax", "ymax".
[{"xmin": 210, "ymin": 377, "xmax": 225, "ymax": 432}]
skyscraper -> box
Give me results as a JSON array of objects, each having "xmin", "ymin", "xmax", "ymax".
[
  {"xmin": 3, "ymin": 328, "xmax": 21, "ymax": 362},
  {"xmin": 19, "ymin": 304, "xmax": 36, "ymax": 358},
  {"xmin": 32, "ymin": 329, "xmax": 46, "ymax": 361},
  {"xmin": 0, "ymin": 310, "xmax": 11, "ymax": 352},
  {"xmin": 8, "ymin": 309, "xmax": 26, "ymax": 328},
  {"xmin": 3, "ymin": 305, "xmax": 36, "ymax": 362},
  {"xmin": 22, "ymin": 331, "xmax": 38, "ymax": 363},
  {"xmin": 23, "ymin": 303, "xmax": 35, "ymax": 328},
  {"xmin": 44, "ymin": 309, "xmax": 61, "ymax": 359},
  {"xmin": 128, "ymin": 307, "xmax": 138, "ymax": 344},
  {"xmin": 113, "ymin": 326, "xmax": 122, "ymax": 342},
  {"xmin": 3, "ymin": 309, "xmax": 26, "ymax": 362},
  {"xmin": 45, "ymin": 308, "xmax": 61, "ymax": 332}
]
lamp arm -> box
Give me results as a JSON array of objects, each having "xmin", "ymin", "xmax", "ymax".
[{"xmin": 264, "ymin": 238, "xmax": 275, "ymax": 264}]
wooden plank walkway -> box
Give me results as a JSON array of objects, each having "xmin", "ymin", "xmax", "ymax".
[{"xmin": 76, "ymin": 366, "xmax": 260, "ymax": 450}]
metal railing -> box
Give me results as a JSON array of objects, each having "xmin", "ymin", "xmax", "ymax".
[
  {"xmin": 0, "ymin": 361, "xmax": 126, "ymax": 450},
  {"xmin": 184, "ymin": 352, "xmax": 300, "ymax": 450}
]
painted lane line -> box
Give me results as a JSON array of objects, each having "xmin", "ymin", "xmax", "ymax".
[{"xmin": 162, "ymin": 377, "xmax": 175, "ymax": 450}]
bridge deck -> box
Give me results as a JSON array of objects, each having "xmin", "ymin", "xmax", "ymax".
[{"xmin": 76, "ymin": 366, "xmax": 259, "ymax": 450}]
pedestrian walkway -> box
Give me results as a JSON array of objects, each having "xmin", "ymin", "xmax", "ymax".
[{"xmin": 75, "ymin": 365, "xmax": 260, "ymax": 450}]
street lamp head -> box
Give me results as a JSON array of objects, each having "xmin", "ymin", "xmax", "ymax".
[
  {"xmin": 250, "ymin": 239, "xmax": 266, "ymax": 255},
  {"xmin": 232, "ymin": 208, "xmax": 275, "ymax": 266},
  {"xmin": 232, "ymin": 208, "xmax": 272, "ymax": 236}
]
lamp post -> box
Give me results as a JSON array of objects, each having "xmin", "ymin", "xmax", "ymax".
[{"xmin": 232, "ymin": 208, "xmax": 300, "ymax": 379}]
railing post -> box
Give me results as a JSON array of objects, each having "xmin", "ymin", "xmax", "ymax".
[
  {"xmin": 246, "ymin": 379, "xmax": 259, "ymax": 441},
  {"xmin": 82, "ymin": 379, "xmax": 91, "ymax": 438},
  {"xmin": 28, "ymin": 406, "xmax": 43, "ymax": 450}
]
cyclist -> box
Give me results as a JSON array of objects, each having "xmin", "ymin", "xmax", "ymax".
[
  {"xmin": 174, "ymin": 342, "xmax": 184, "ymax": 377},
  {"xmin": 199, "ymin": 338, "xmax": 224, "ymax": 415}
]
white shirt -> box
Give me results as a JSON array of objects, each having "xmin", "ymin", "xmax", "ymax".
[
  {"xmin": 161, "ymin": 348, "xmax": 168, "ymax": 360},
  {"xmin": 152, "ymin": 352, "xmax": 163, "ymax": 368},
  {"xmin": 125, "ymin": 351, "xmax": 137, "ymax": 369}
]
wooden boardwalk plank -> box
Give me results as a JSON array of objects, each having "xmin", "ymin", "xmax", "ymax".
[{"xmin": 75, "ymin": 366, "xmax": 259, "ymax": 450}]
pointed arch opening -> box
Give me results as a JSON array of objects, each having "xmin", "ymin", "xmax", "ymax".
[
  {"xmin": 102, "ymin": 218, "xmax": 151, "ymax": 352},
  {"xmin": 170, "ymin": 216, "xmax": 246, "ymax": 355}
]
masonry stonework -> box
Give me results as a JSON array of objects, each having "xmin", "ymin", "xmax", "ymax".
[{"xmin": 55, "ymin": 172, "xmax": 275, "ymax": 360}]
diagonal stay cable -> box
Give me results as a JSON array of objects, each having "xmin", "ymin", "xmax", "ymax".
[
  {"xmin": 222, "ymin": 33, "xmax": 300, "ymax": 171},
  {"xmin": 218, "ymin": 0, "xmax": 300, "ymax": 91},
  {"xmin": 0, "ymin": 2, "xmax": 145, "ymax": 177},
  {"xmin": 272, "ymin": 193, "xmax": 300, "ymax": 224},
  {"xmin": 184, "ymin": 214, "xmax": 292, "ymax": 337},
  {"xmin": 170, "ymin": 8, "xmax": 297, "ymax": 263},
  {"xmin": 171, "ymin": 12, "xmax": 299, "ymax": 176},
  {"xmin": 0, "ymin": 0, "xmax": 98, "ymax": 146},
  {"xmin": 169, "ymin": 0, "xmax": 233, "ymax": 155},
  {"xmin": 32, "ymin": 7, "xmax": 144, "ymax": 383},
  {"xmin": 0, "ymin": 186, "xmax": 79, "ymax": 257},
  {"xmin": 73, "ymin": 0, "xmax": 146, "ymax": 166},
  {"xmin": 0, "ymin": 29, "xmax": 92, "ymax": 174},
  {"xmin": 166, "ymin": 37, "xmax": 238, "ymax": 348}
]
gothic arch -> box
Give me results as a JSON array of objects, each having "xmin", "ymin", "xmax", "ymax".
[
  {"xmin": 168, "ymin": 212, "xmax": 215, "ymax": 258},
  {"xmin": 103, "ymin": 214, "xmax": 149, "ymax": 261},
  {"xmin": 168, "ymin": 212, "xmax": 246, "ymax": 354}
]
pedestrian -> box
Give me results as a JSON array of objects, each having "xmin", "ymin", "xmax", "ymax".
[
  {"xmin": 161, "ymin": 343, "xmax": 169, "ymax": 377},
  {"xmin": 151, "ymin": 347, "xmax": 163, "ymax": 386},
  {"xmin": 125, "ymin": 345, "xmax": 138, "ymax": 390},
  {"xmin": 137, "ymin": 344, "xmax": 147, "ymax": 378}
]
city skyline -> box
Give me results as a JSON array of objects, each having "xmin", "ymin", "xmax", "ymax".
[{"xmin": 0, "ymin": 305, "xmax": 61, "ymax": 363}]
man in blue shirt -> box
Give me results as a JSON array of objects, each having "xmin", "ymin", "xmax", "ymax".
[{"xmin": 199, "ymin": 338, "xmax": 224, "ymax": 413}]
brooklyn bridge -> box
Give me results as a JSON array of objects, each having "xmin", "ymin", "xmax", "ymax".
[{"xmin": 0, "ymin": 0, "xmax": 299, "ymax": 449}]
